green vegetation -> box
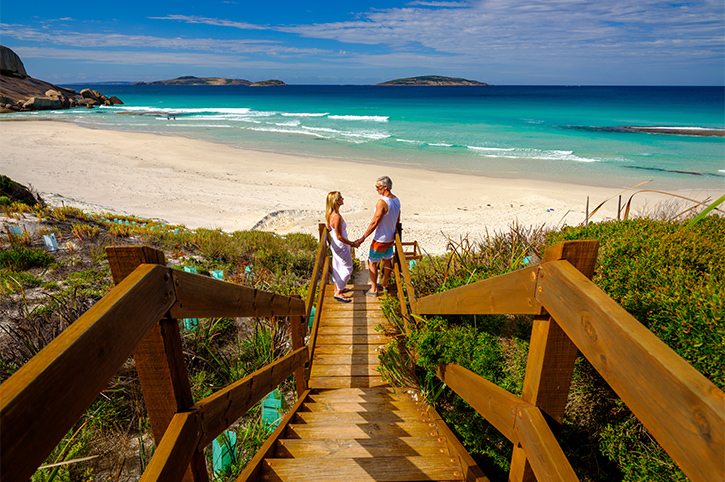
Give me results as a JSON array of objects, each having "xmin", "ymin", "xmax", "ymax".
[
  {"xmin": 0, "ymin": 177, "xmax": 316, "ymax": 480},
  {"xmin": 382, "ymin": 215, "xmax": 723, "ymax": 481}
]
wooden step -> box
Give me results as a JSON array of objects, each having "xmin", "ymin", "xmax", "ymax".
[
  {"xmin": 308, "ymin": 376, "xmax": 388, "ymax": 389},
  {"xmin": 308, "ymin": 388, "xmax": 419, "ymax": 403},
  {"xmin": 286, "ymin": 421, "xmax": 437, "ymax": 439},
  {"xmin": 300, "ymin": 401, "xmax": 423, "ymax": 413},
  {"xmin": 274, "ymin": 437, "xmax": 449, "ymax": 458},
  {"xmin": 261, "ymin": 455, "xmax": 464, "ymax": 481},
  {"xmin": 318, "ymin": 325, "xmax": 393, "ymax": 335},
  {"xmin": 313, "ymin": 345, "xmax": 385, "ymax": 355},
  {"xmin": 294, "ymin": 410, "xmax": 429, "ymax": 424},
  {"xmin": 315, "ymin": 334, "xmax": 391, "ymax": 345},
  {"xmin": 310, "ymin": 364, "xmax": 381, "ymax": 377},
  {"xmin": 311, "ymin": 353, "xmax": 382, "ymax": 366}
]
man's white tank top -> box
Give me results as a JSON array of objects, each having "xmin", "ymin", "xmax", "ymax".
[{"xmin": 373, "ymin": 196, "xmax": 401, "ymax": 243}]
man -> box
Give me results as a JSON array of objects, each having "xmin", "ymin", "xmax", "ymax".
[{"xmin": 356, "ymin": 176, "xmax": 401, "ymax": 296}]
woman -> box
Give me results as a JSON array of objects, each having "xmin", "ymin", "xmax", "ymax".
[{"xmin": 325, "ymin": 191, "xmax": 355, "ymax": 302}]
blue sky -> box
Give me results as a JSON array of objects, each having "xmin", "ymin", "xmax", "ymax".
[{"xmin": 1, "ymin": 0, "xmax": 723, "ymax": 85}]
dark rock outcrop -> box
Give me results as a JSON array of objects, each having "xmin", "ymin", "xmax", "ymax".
[
  {"xmin": 0, "ymin": 45, "xmax": 123, "ymax": 113},
  {"xmin": 0, "ymin": 45, "xmax": 27, "ymax": 77}
]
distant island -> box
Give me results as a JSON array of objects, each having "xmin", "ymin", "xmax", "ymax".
[
  {"xmin": 133, "ymin": 76, "xmax": 287, "ymax": 87},
  {"xmin": 375, "ymin": 75, "xmax": 491, "ymax": 86},
  {"xmin": 134, "ymin": 76, "xmax": 251, "ymax": 86},
  {"xmin": 250, "ymin": 79, "xmax": 287, "ymax": 87}
]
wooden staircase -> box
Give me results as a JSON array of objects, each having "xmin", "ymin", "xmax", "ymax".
[{"xmin": 256, "ymin": 285, "xmax": 466, "ymax": 482}]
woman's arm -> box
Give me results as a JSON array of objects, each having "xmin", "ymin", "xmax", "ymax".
[{"xmin": 331, "ymin": 214, "xmax": 354, "ymax": 246}]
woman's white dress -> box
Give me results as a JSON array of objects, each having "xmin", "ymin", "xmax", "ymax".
[{"xmin": 328, "ymin": 214, "xmax": 353, "ymax": 291}]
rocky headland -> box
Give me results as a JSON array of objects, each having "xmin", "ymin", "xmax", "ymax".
[
  {"xmin": 0, "ymin": 45, "xmax": 123, "ymax": 113},
  {"xmin": 375, "ymin": 75, "xmax": 491, "ymax": 86}
]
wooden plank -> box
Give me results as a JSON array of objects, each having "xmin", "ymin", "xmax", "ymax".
[
  {"xmin": 314, "ymin": 344, "xmax": 386, "ymax": 354},
  {"xmin": 308, "ymin": 376, "xmax": 388, "ymax": 389},
  {"xmin": 286, "ymin": 421, "xmax": 438, "ymax": 439},
  {"xmin": 513, "ymin": 406, "xmax": 579, "ymax": 482},
  {"xmin": 537, "ymin": 260, "xmax": 725, "ymax": 482},
  {"xmin": 294, "ymin": 410, "xmax": 428, "ymax": 424},
  {"xmin": 317, "ymin": 325, "xmax": 392, "ymax": 335},
  {"xmin": 312, "ymin": 353, "xmax": 383, "ymax": 366},
  {"xmin": 236, "ymin": 389, "xmax": 311, "ymax": 482},
  {"xmin": 193, "ymin": 346, "xmax": 308, "ymax": 447},
  {"xmin": 414, "ymin": 266, "xmax": 541, "ymax": 315},
  {"xmin": 301, "ymin": 401, "xmax": 422, "ymax": 413},
  {"xmin": 261, "ymin": 455, "xmax": 464, "ymax": 481},
  {"xmin": 510, "ymin": 240, "xmax": 599, "ymax": 482},
  {"xmin": 139, "ymin": 412, "xmax": 200, "ymax": 482},
  {"xmin": 305, "ymin": 224, "xmax": 328, "ymax": 324},
  {"xmin": 395, "ymin": 233, "xmax": 417, "ymax": 322},
  {"xmin": 428, "ymin": 406, "xmax": 490, "ymax": 482},
  {"xmin": 436, "ymin": 364, "xmax": 522, "ymax": 443},
  {"xmin": 310, "ymin": 364, "xmax": 381, "ymax": 377},
  {"xmin": 314, "ymin": 334, "xmax": 391, "ymax": 345},
  {"xmin": 0, "ymin": 264, "xmax": 174, "ymax": 482},
  {"xmin": 274, "ymin": 437, "xmax": 449, "ymax": 458},
  {"xmin": 307, "ymin": 258, "xmax": 330, "ymax": 364},
  {"xmin": 168, "ymin": 269, "xmax": 305, "ymax": 318},
  {"xmin": 107, "ymin": 247, "xmax": 205, "ymax": 482},
  {"xmin": 307, "ymin": 390, "xmax": 418, "ymax": 403}
]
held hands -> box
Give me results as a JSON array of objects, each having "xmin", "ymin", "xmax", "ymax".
[{"xmin": 351, "ymin": 237, "xmax": 364, "ymax": 248}]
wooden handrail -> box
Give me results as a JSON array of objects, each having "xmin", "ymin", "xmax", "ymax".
[
  {"xmin": 168, "ymin": 268, "xmax": 306, "ymax": 319},
  {"xmin": 0, "ymin": 264, "xmax": 175, "ymax": 482},
  {"xmin": 305, "ymin": 224, "xmax": 329, "ymax": 324},
  {"xmin": 140, "ymin": 411, "xmax": 201, "ymax": 482},
  {"xmin": 414, "ymin": 265, "xmax": 541, "ymax": 315},
  {"xmin": 537, "ymin": 260, "xmax": 724, "ymax": 482},
  {"xmin": 410, "ymin": 241, "xmax": 724, "ymax": 482},
  {"xmin": 193, "ymin": 346, "xmax": 309, "ymax": 448},
  {"xmin": 307, "ymin": 256, "xmax": 331, "ymax": 365},
  {"xmin": 0, "ymin": 244, "xmax": 316, "ymax": 482}
]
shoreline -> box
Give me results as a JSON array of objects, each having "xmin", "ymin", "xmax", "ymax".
[{"xmin": 1, "ymin": 120, "xmax": 721, "ymax": 255}]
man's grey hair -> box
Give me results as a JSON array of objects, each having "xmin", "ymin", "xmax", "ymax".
[{"xmin": 377, "ymin": 176, "xmax": 392, "ymax": 190}]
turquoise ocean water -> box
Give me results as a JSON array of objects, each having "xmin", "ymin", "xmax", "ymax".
[{"xmin": 8, "ymin": 85, "xmax": 725, "ymax": 190}]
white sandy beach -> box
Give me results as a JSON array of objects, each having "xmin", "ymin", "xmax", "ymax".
[{"xmin": 1, "ymin": 120, "xmax": 718, "ymax": 255}]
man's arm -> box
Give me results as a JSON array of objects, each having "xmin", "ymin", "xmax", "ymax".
[{"xmin": 357, "ymin": 199, "xmax": 388, "ymax": 243}]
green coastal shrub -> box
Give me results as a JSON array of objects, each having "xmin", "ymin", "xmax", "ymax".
[
  {"xmin": 0, "ymin": 246, "xmax": 54, "ymax": 271},
  {"xmin": 404, "ymin": 217, "xmax": 723, "ymax": 481}
]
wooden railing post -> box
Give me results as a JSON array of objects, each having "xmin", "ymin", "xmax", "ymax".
[
  {"xmin": 509, "ymin": 240, "xmax": 599, "ymax": 482},
  {"xmin": 106, "ymin": 246, "xmax": 209, "ymax": 482},
  {"xmin": 290, "ymin": 295, "xmax": 307, "ymax": 398}
]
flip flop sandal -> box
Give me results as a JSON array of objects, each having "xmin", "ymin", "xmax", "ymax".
[
  {"xmin": 341, "ymin": 288, "xmax": 353, "ymax": 294},
  {"xmin": 363, "ymin": 289, "xmax": 379, "ymax": 297},
  {"xmin": 334, "ymin": 296, "xmax": 352, "ymax": 303}
]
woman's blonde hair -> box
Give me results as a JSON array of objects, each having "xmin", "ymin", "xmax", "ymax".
[{"xmin": 325, "ymin": 191, "xmax": 341, "ymax": 226}]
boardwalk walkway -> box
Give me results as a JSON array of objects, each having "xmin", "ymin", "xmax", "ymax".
[{"xmin": 257, "ymin": 285, "xmax": 466, "ymax": 481}]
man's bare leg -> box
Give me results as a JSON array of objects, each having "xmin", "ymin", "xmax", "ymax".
[
  {"xmin": 380, "ymin": 259, "xmax": 393, "ymax": 289},
  {"xmin": 368, "ymin": 260, "xmax": 379, "ymax": 293}
]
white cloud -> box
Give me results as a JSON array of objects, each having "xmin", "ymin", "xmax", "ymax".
[{"xmin": 148, "ymin": 15, "xmax": 268, "ymax": 30}]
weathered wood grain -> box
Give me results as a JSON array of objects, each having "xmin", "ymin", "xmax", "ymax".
[
  {"xmin": 308, "ymin": 375, "xmax": 388, "ymax": 389},
  {"xmin": 286, "ymin": 421, "xmax": 438, "ymax": 439}
]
